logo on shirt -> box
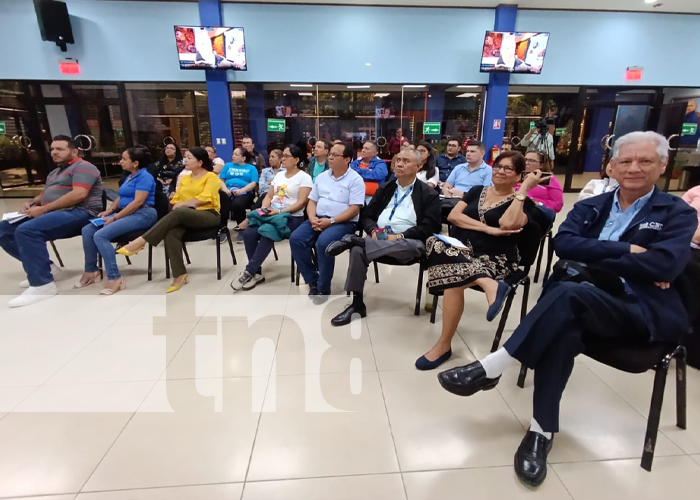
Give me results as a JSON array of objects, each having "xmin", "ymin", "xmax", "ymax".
[{"xmin": 639, "ymin": 222, "xmax": 663, "ymax": 231}]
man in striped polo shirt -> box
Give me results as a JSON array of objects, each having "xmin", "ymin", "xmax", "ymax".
[{"xmin": 0, "ymin": 135, "xmax": 103, "ymax": 307}]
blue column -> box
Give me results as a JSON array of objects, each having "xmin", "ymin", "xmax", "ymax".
[
  {"xmin": 425, "ymin": 86, "xmax": 446, "ymax": 141},
  {"xmin": 199, "ymin": 0, "xmax": 234, "ymax": 160},
  {"xmin": 246, "ymin": 83, "xmax": 268, "ymax": 156},
  {"xmin": 481, "ymin": 4, "xmax": 518, "ymax": 161}
]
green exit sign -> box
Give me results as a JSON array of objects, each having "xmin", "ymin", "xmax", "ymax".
[
  {"xmin": 0, "ymin": 121, "xmax": 5, "ymax": 135},
  {"xmin": 267, "ymin": 118, "xmax": 286, "ymax": 132},
  {"xmin": 555, "ymin": 127, "xmax": 567, "ymax": 137},
  {"xmin": 682, "ymin": 123, "xmax": 698, "ymax": 136},
  {"xmin": 423, "ymin": 122, "xmax": 441, "ymax": 135}
]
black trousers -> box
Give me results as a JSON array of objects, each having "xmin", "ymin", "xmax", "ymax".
[
  {"xmin": 230, "ymin": 193, "xmax": 255, "ymax": 224},
  {"xmin": 503, "ymin": 281, "xmax": 650, "ymax": 432}
]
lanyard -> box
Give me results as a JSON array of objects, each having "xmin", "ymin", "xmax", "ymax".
[{"xmin": 388, "ymin": 184, "xmax": 413, "ymax": 221}]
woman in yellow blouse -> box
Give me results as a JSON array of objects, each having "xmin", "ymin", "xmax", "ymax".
[{"xmin": 118, "ymin": 147, "xmax": 221, "ymax": 292}]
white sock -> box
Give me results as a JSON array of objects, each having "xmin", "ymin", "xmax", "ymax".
[
  {"xmin": 530, "ymin": 418, "xmax": 553, "ymax": 440},
  {"xmin": 479, "ymin": 347, "xmax": 515, "ymax": 378}
]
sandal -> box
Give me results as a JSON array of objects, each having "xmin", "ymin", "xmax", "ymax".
[
  {"xmin": 99, "ymin": 278, "xmax": 126, "ymax": 296},
  {"xmin": 74, "ymin": 272, "xmax": 102, "ymax": 289}
]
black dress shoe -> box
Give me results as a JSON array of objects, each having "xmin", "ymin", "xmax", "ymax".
[
  {"xmin": 311, "ymin": 291, "xmax": 330, "ymax": 305},
  {"xmin": 308, "ymin": 282, "xmax": 319, "ymax": 297},
  {"xmin": 514, "ymin": 430, "xmax": 553, "ymax": 487},
  {"xmin": 437, "ymin": 361, "xmax": 501, "ymax": 397},
  {"xmin": 331, "ymin": 304, "xmax": 367, "ymax": 326},
  {"xmin": 325, "ymin": 234, "xmax": 366, "ymax": 257}
]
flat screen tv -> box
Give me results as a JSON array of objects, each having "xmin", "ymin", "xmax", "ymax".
[
  {"xmin": 480, "ymin": 31, "xmax": 549, "ymax": 74},
  {"xmin": 174, "ymin": 26, "xmax": 247, "ymax": 70}
]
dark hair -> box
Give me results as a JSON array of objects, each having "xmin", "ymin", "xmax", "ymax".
[
  {"xmin": 524, "ymin": 150, "xmax": 553, "ymax": 173},
  {"xmin": 315, "ymin": 140, "xmax": 329, "ymax": 151},
  {"xmin": 52, "ymin": 135, "xmax": 77, "ymax": 149},
  {"xmin": 241, "ymin": 135, "xmax": 253, "ymax": 144},
  {"xmin": 188, "ymin": 147, "xmax": 214, "ymax": 172},
  {"xmin": 206, "ymin": 145, "xmax": 217, "ymax": 153},
  {"xmin": 286, "ymin": 144, "xmax": 307, "ymax": 171},
  {"xmin": 446, "ymin": 138, "xmax": 460, "ymax": 147},
  {"xmin": 125, "ymin": 145, "xmax": 152, "ymax": 169},
  {"xmin": 332, "ymin": 143, "xmax": 354, "ymax": 160},
  {"xmin": 234, "ymin": 147, "xmax": 255, "ymax": 165},
  {"xmin": 493, "ymin": 151, "xmax": 526, "ymax": 175},
  {"xmin": 159, "ymin": 142, "xmax": 182, "ymax": 166},
  {"xmin": 417, "ymin": 141, "xmax": 437, "ymax": 180},
  {"xmin": 364, "ymin": 141, "xmax": 378, "ymax": 153},
  {"xmin": 466, "ymin": 140, "xmax": 486, "ymax": 152}
]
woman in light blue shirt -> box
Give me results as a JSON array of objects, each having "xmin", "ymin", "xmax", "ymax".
[
  {"xmin": 220, "ymin": 147, "xmax": 259, "ymax": 225},
  {"xmin": 78, "ymin": 146, "xmax": 158, "ymax": 295}
]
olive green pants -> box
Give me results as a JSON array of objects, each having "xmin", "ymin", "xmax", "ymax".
[{"xmin": 143, "ymin": 208, "xmax": 220, "ymax": 277}]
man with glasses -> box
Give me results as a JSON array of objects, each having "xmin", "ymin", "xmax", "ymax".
[
  {"xmin": 324, "ymin": 148, "xmax": 441, "ymax": 325},
  {"xmin": 290, "ymin": 143, "xmax": 365, "ymax": 304},
  {"xmin": 436, "ymin": 139, "xmax": 466, "ymax": 183},
  {"xmin": 350, "ymin": 141, "xmax": 388, "ymax": 201},
  {"xmin": 437, "ymin": 131, "xmax": 697, "ymax": 487}
]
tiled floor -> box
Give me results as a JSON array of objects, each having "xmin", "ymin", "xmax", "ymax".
[{"xmin": 0, "ymin": 193, "xmax": 698, "ymax": 499}]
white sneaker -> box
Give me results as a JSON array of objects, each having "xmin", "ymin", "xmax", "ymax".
[
  {"xmin": 231, "ymin": 270, "xmax": 254, "ymax": 291},
  {"xmin": 9, "ymin": 282, "xmax": 58, "ymax": 308},
  {"xmin": 244, "ymin": 273, "xmax": 265, "ymax": 290},
  {"xmin": 19, "ymin": 263, "xmax": 62, "ymax": 288}
]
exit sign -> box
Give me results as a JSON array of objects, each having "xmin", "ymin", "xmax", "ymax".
[
  {"xmin": 267, "ymin": 118, "xmax": 285, "ymax": 132},
  {"xmin": 0, "ymin": 121, "xmax": 5, "ymax": 135},
  {"xmin": 423, "ymin": 122, "xmax": 441, "ymax": 135},
  {"xmin": 682, "ymin": 123, "xmax": 698, "ymax": 136}
]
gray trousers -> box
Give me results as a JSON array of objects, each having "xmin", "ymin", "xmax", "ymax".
[{"xmin": 345, "ymin": 237, "xmax": 425, "ymax": 293}]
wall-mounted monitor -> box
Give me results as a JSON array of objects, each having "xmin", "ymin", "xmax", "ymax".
[
  {"xmin": 174, "ymin": 26, "xmax": 247, "ymax": 70},
  {"xmin": 480, "ymin": 31, "xmax": 549, "ymax": 74}
]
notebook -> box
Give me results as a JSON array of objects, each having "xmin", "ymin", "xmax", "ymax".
[
  {"xmin": 433, "ymin": 233, "xmax": 467, "ymax": 249},
  {"xmin": 2, "ymin": 212, "xmax": 29, "ymax": 224}
]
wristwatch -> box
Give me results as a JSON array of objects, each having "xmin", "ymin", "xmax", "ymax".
[
  {"xmin": 514, "ymin": 193, "xmax": 527, "ymax": 202},
  {"xmin": 329, "ymin": 217, "xmax": 336, "ymax": 225}
]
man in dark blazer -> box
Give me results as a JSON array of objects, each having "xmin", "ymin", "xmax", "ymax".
[
  {"xmin": 436, "ymin": 131, "xmax": 698, "ymax": 487},
  {"xmin": 325, "ymin": 148, "xmax": 441, "ymax": 326}
]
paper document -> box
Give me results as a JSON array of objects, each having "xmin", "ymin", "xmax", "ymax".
[
  {"xmin": 2, "ymin": 212, "xmax": 28, "ymax": 224},
  {"xmin": 434, "ymin": 233, "xmax": 468, "ymax": 249}
]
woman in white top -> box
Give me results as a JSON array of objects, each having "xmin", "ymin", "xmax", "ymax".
[
  {"xmin": 233, "ymin": 145, "xmax": 313, "ymax": 291},
  {"xmin": 578, "ymin": 162, "xmax": 619, "ymax": 201},
  {"xmin": 416, "ymin": 141, "xmax": 439, "ymax": 188}
]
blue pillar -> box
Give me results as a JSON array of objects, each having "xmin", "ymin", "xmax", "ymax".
[
  {"xmin": 246, "ymin": 83, "xmax": 268, "ymax": 156},
  {"xmin": 481, "ymin": 4, "xmax": 518, "ymax": 161},
  {"xmin": 199, "ymin": 0, "xmax": 234, "ymax": 160},
  {"xmin": 425, "ymin": 86, "xmax": 446, "ymax": 141}
]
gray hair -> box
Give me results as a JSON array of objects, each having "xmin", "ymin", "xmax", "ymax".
[
  {"xmin": 612, "ymin": 131, "xmax": 669, "ymax": 162},
  {"xmin": 398, "ymin": 148, "xmax": 422, "ymax": 164}
]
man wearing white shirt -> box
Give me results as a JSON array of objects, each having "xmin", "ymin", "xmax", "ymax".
[{"xmin": 325, "ymin": 148, "xmax": 441, "ymax": 325}]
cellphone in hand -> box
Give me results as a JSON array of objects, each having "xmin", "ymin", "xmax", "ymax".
[{"xmin": 257, "ymin": 208, "xmax": 271, "ymax": 216}]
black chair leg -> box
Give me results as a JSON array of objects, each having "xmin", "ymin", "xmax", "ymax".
[
  {"xmin": 533, "ymin": 237, "xmax": 546, "ymax": 283},
  {"xmin": 272, "ymin": 244, "xmax": 279, "ymax": 261},
  {"xmin": 290, "ymin": 257, "xmax": 295, "ymax": 283},
  {"xmin": 296, "ymin": 268, "xmax": 301, "ymax": 286},
  {"xmin": 216, "ymin": 237, "xmax": 222, "ymax": 280},
  {"xmin": 183, "ymin": 244, "xmax": 191, "ymax": 265},
  {"xmin": 165, "ymin": 249, "xmax": 171, "ymax": 279},
  {"xmin": 125, "ymin": 256, "xmax": 132, "ymax": 266},
  {"xmin": 517, "ymin": 364, "xmax": 528, "ymax": 388},
  {"xmin": 50, "ymin": 241, "xmax": 64, "ymax": 268},
  {"xmin": 491, "ymin": 290, "xmax": 516, "ymax": 353},
  {"xmin": 520, "ymin": 278, "xmax": 530, "ymax": 320},
  {"xmin": 429, "ymin": 294, "xmax": 438, "ymax": 324},
  {"xmin": 147, "ymin": 245, "xmax": 153, "ymax": 282},
  {"xmin": 226, "ymin": 230, "xmax": 237, "ymax": 265},
  {"xmin": 641, "ymin": 361, "xmax": 670, "ymax": 472},
  {"xmin": 374, "ymin": 261, "xmax": 380, "ymax": 283},
  {"xmin": 414, "ymin": 264, "xmax": 424, "ymax": 316},
  {"xmin": 543, "ymin": 233, "xmax": 555, "ymax": 282},
  {"xmin": 676, "ymin": 346, "xmax": 687, "ymax": 430},
  {"xmin": 98, "ymin": 254, "xmax": 104, "ymax": 280}
]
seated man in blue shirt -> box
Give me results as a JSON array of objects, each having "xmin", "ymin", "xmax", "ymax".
[
  {"xmin": 349, "ymin": 141, "xmax": 388, "ymax": 201},
  {"xmin": 290, "ymin": 143, "xmax": 366, "ymax": 304},
  {"xmin": 436, "ymin": 131, "xmax": 697, "ymax": 487},
  {"xmin": 435, "ymin": 138, "xmax": 467, "ymax": 183},
  {"xmin": 442, "ymin": 141, "xmax": 492, "ymax": 198}
]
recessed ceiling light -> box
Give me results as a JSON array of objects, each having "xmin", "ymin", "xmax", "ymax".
[
  {"xmin": 644, "ymin": 0, "xmax": 656, "ymax": 3},
  {"xmin": 298, "ymin": 92, "xmax": 313, "ymax": 96},
  {"xmin": 347, "ymin": 85, "xmax": 371, "ymax": 89},
  {"xmin": 374, "ymin": 93, "xmax": 390, "ymax": 98},
  {"xmin": 509, "ymin": 94, "xmax": 524, "ymax": 97},
  {"xmin": 290, "ymin": 84, "xmax": 313, "ymax": 88},
  {"xmin": 457, "ymin": 85, "xmax": 480, "ymax": 89},
  {"xmin": 403, "ymin": 85, "xmax": 426, "ymax": 88},
  {"xmin": 456, "ymin": 93, "xmax": 478, "ymax": 98},
  {"xmin": 365, "ymin": 62, "xmax": 371, "ymax": 66}
]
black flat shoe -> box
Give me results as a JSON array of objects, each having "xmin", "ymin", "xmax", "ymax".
[
  {"xmin": 325, "ymin": 234, "xmax": 366, "ymax": 257},
  {"xmin": 514, "ymin": 430, "xmax": 553, "ymax": 487},
  {"xmin": 331, "ymin": 304, "xmax": 367, "ymax": 326},
  {"xmin": 311, "ymin": 290, "xmax": 330, "ymax": 305},
  {"xmin": 415, "ymin": 349, "xmax": 452, "ymax": 371},
  {"xmin": 308, "ymin": 282, "xmax": 319, "ymax": 297},
  {"xmin": 437, "ymin": 361, "xmax": 501, "ymax": 396},
  {"xmin": 486, "ymin": 281, "xmax": 511, "ymax": 322}
]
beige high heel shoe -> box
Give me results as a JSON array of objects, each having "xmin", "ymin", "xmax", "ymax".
[
  {"xmin": 99, "ymin": 277, "xmax": 126, "ymax": 296},
  {"xmin": 74, "ymin": 272, "xmax": 102, "ymax": 289}
]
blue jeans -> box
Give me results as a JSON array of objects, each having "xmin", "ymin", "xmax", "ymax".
[
  {"xmin": 0, "ymin": 208, "xmax": 92, "ymax": 287},
  {"xmin": 243, "ymin": 216, "xmax": 303, "ymax": 276},
  {"xmin": 82, "ymin": 207, "xmax": 157, "ymax": 280},
  {"xmin": 289, "ymin": 218, "xmax": 356, "ymax": 293}
]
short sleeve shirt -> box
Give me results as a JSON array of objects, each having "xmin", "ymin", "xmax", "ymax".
[
  {"xmin": 118, "ymin": 168, "xmax": 156, "ymax": 209},
  {"xmin": 219, "ymin": 162, "xmax": 259, "ymax": 192},
  {"xmin": 310, "ymin": 168, "xmax": 365, "ymax": 221},
  {"xmin": 42, "ymin": 158, "xmax": 103, "ymax": 216},
  {"xmin": 270, "ymin": 170, "xmax": 314, "ymax": 216}
]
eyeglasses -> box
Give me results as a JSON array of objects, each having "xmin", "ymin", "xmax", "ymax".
[
  {"xmin": 492, "ymin": 164, "xmax": 516, "ymax": 173},
  {"xmin": 328, "ymin": 152, "xmax": 346, "ymax": 158},
  {"xmin": 525, "ymin": 158, "xmax": 542, "ymax": 164},
  {"xmin": 281, "ymin": 154, "xmax": 292, "ymax": 159}
]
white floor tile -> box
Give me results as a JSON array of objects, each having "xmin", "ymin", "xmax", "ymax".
[{"xmin": 242, "ymin": 474, "xmax": 406, "ymax": 500}]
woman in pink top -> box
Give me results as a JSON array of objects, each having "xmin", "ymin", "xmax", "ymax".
[
  {"xmin": 682, "ymin": 185, "xmax": 700, "ymax": 245},
  {"xmin": 517, "ymin": 151, "xmax": 563, "ymax": 213}
]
